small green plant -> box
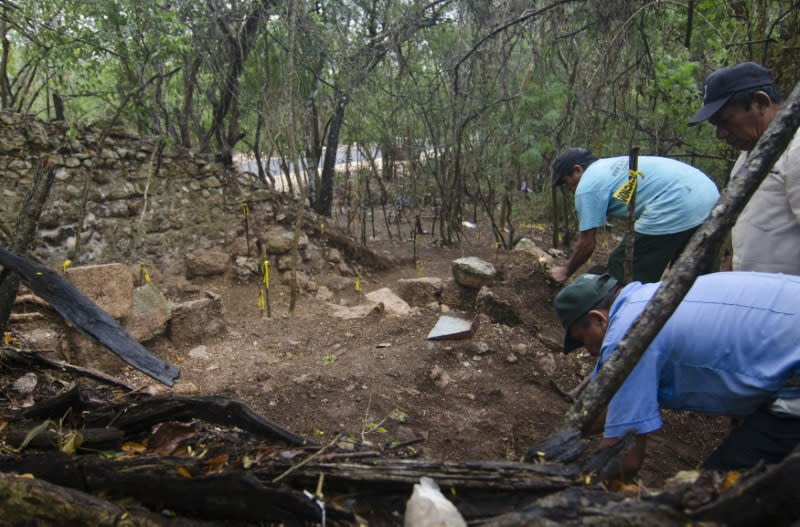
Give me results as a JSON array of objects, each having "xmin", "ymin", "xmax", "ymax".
[
  {"xmin": 323, "ymin": 354, "xmax": 337, "ymax": 365},
  {"xmin": 283, "ymin": 351, "xmax": 294, "ymax": 359},
  {"xmin": 389, "ymin": 407, "xmax": 408, "ymax": 423}
]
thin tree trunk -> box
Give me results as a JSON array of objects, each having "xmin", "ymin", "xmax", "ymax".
[
  {"xmin": 316, "ymin": 91, "xmax": 347, "ymax": 217},
  {"xmin": 0, "ymin": 157, "xmax": 56, "ymax": 333}
]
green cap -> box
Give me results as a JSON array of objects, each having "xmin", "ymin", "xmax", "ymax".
[{"xmin": 555, "ymin": 273, "xmax": 618, "ymax": 353}]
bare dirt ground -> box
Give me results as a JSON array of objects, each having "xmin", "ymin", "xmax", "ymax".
[
  {"xmin": 2, "ymin": 220, "xmax": 729, "ymax": 492},
  {"xmin": 137, "ymin": 225, "xmax": 727, "ymax": 490}
]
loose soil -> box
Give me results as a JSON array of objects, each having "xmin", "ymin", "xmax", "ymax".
[{"xmin": 3, "ymin": 223, "xmax": 729, "ymax": 490}]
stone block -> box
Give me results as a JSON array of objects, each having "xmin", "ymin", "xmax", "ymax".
[
  {"xmin": 168, "ymin": 292, "xmax": 225, "ymax": 347},
  {"xmin": 185, "ymin": 249, "xmax": 230, "ymax": 278},
  {"xmin": 65, "ymin": 263, "xmax": 134, "ymax": 319},
  {"xmin": 364, "ymin": 287, "xmax": 412, "ymax": 316},
  {"xmin": 396, "ymin": 277, "xmax": 443, "ymax": 307},
  {"xmin": 451, "ymin": 256, "xmax": 497, "ymax": 289},
  {"xmin": 125, "ymin": 282, "xmax": 172, "ymax": 342}
]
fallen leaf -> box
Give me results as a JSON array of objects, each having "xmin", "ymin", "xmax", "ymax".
[
  {"xmin": 722, "ymin": 470, "xmax": 741, "ymax": 493},
  {"xmin": 176, "ymin": 466, "xmax": 192, "ymax": 479},
  {"xmin": 122, "ymin": 441, "xmax": 147, "ymax": 454},
  {"xmin": 204, "ymin": 453, "xmax": 229, "ymax": 473},
  {"xmin": 149, "ymin": 422, "xmax": 196, "ymax": 455}
]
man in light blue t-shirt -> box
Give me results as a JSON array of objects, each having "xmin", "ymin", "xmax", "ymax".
[
  {"xmin": 551, "ymin": 272, "xmax": 800, "ymax": 479},
  {"xmin": 550, "ymin": 148, "xmax": 720, "ymax": 284}
]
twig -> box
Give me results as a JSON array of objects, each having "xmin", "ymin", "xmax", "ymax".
[{"xmin": 272, "ymin": 434, "xmax": 340, "ymax": 484}]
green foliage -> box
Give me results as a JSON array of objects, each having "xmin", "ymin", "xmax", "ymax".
[{"xmin": 2, "ymin": 0, "xmax": 796, "ymax": 231}]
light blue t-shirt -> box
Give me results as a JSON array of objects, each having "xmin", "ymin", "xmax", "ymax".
[
  {"xmin": 574, "ymin": 156, "xmax": 720, "ymax": 235},
  {"xmin": 593, "ymin": 272, "xmax": 800, "ymax": 439}
]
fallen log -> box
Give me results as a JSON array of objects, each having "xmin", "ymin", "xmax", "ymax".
[
  {"xmin": 0, "ymin": 453, "xmax": 350, "ymax": 524},
  {"xmin": 0, "ymin": 471, "xmax": 209, "ymax": 527},
  {"xmin": 90, "ymin": 394, "xmax": 312, "ymax": 446},
  {"xmin": 479, "ymin": 487, "xmax": 687, "ymax": 527},
  {"xmin": 15, "ymin": 386, "xmax": 311, "ymax": 447},
  {"xmin": 691, "ymin": 447, "xmax": 800, "ymax": 526},
  {"xmin": 0, "ymin": 245, "xmax": 179, "ymax": 386}
]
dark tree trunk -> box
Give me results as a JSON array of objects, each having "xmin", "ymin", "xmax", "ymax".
[
  {"xmin": 315, "ymin": 91, "xmax": 347, "ymax": 216},
  {"xmin": 0, "ymin": 157, "xmax": 56, "ymax": 333}
]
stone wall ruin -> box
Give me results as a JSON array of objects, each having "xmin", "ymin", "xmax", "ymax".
[{"xmin": 0, "ymin": 111, "xmax": 278, "ymax": 277}]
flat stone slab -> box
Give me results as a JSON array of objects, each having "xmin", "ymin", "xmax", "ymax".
[{"xmin": 426, "ymin": 313, "xmax": 477, "ymax": 340}]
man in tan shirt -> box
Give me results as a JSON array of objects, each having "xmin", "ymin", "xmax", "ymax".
[{"xmin": 690, "ymin": 61, "xmax": 800, "ymax": 275}]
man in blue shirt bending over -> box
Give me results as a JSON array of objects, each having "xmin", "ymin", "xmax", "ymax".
[
  {"xmin": 550, "ymin": 148, "xmax": 719, "ymax": 284},
  {"xmin": 555, "ymin": 272, "xmax": 800, "ymax": 479}
]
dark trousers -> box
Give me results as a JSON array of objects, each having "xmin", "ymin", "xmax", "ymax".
[
  {"xmin": 606, "ymin": 226, "xmax": 715, "ymax": 284},
  {"xmin": 702, "ymin": 406, "xmax": 800, "ymax": 471}
]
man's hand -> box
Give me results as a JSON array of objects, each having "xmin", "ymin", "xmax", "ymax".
[{"xmin": 550, "ymin": 266, "xmax": 569, "ymax": 284}]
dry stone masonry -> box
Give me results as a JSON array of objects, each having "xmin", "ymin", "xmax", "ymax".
[{"xmin": 0, "ymin": 112, "xmax": 274, "ymax": 275}]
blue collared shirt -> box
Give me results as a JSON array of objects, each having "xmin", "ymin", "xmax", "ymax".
[{"xmin": 594, "ymin": 272, "xmax": 800, "ymax": 438}]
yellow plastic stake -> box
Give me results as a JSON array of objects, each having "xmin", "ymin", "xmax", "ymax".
[
  {"xmin": 241, "ymin": 202, "xmax": 249, "ymax": 217},
  {"xmin": 263, "ymin": 261, "xmax": 270, "ymax": 289},
  {"xmin": 140, "ymin": 264, "xmax": 151, "ymax": 283},
  {"xmin": 258, "ymin": 289, "xmax": 265, "ymax": 312},
  {"xmin": 355, "ymin": 275, "xmax": 362, "ymax": 293},
  {"xmin": 62, "ymin": 260, "xmax": 71, "ymax": 274}
]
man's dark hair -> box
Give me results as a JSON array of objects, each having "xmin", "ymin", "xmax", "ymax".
[
  {"xmin": 574, "ymin": 285, "xmax": 620, "ymax": 329},
  {"xmin": 725, "ymin": 84, "xmax": 782, "ymax": 111}
]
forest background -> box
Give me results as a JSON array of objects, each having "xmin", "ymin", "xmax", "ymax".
[{"xmin": 2, "ymin": 0, "xmax": 799, "ymax": 249}]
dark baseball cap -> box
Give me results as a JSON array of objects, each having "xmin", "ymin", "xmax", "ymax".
[
  {"xmin": 688, "ymin": 62, "xmax": 774, "ymax": 126},
  {"xmin": 555, "ymin": 273, "xmax": 618, "ymax": 353},
  {"xmin": 552, "ymin": 147, "xmax": 597, "ymax": 186}
]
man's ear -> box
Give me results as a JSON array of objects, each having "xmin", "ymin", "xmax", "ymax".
[
  {"xmin": 573, "ymin": 165, "xmax": 584, "ymax": 177},
  {"xmin": 753, "ymin": 91, "xmax": 773, "ymax": 109},
  {"xmin": 587, "ymin": 309, "xmax": 608, "ymax": 328}
]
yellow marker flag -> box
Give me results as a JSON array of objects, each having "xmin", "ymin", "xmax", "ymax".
[
  {"xmin": 140, "ymin": 264, "xmax": 151, "ymax": 283},
  {"xmin": 320, "ymin": 223, "xmax": 325, "ymax": 236},
  {"xmin": 355, "ymin": 275, "xmax": 362, "ymax": 292},
  {"xmin": 263, "ymin": 260, "xmax": 270, "ymax": 289},
  {"xmin": 417, "ymin": 265, "xmax": 424, "ymax": 278},
  {"xmin": 613, "ymin": 170, "xmax": 643, "ymax": 204},
  {"xmin": 241, "ymin": 202, "xmax": 249, "ymax": 217},
  {"xmin": 258, "ymin": 289, "xmax": 265, "ymax": 311},
  {"xmin": 62, "ymin": 260, "xmax": 71, "ymax": 273}
]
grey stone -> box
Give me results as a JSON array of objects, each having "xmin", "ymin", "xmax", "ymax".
[
  {"xmin": 364, "ymin": 288, "xmax": 412, "ymax": 316},
  {"xmin": 513, "ymin": 238, "xmax": 553, "ymax": 266},
  {"xmin": 188, "ymin": 345, "xmax": 209, "ymax": 359},
  {"xmin": 185, "ymin": 249, "xmax": 230, "ymax": 278},
  {"xmin": 427, "ymin": 313, "xmax": 477, "ymax": 340},
  {"xmin": 12, "ymin": 373, "xmax": 37, "ymax": 395},
  {"xmin": 126, "ymin": 282, "xmax": 172, "ymax": 342},
  {"xmin": 451, "ymin": 257, "xmax": 496, "ymax": 289}
]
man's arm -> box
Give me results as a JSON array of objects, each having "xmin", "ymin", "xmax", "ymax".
[
  {"xmin": 550, "ymin": 228, "xmax": 597, "ymax": 283},
  {"xmin": 599, "ymin": 435, "xmax": 648, "ymax": 481}
]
